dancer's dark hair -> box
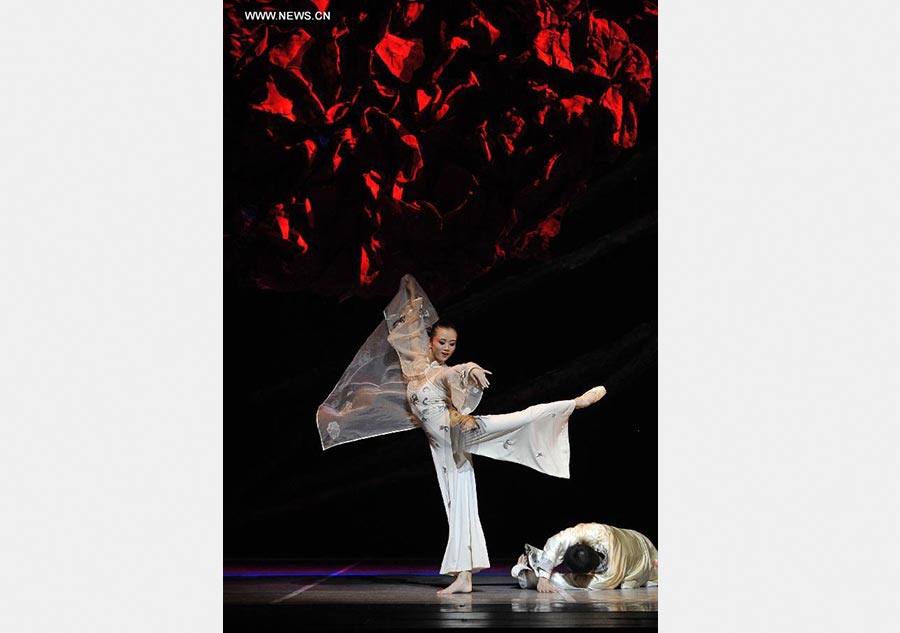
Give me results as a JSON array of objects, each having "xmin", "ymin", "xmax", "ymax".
[
  {"xmin": 427, "ymin": 319, "xmax": 457, "ymax": 339},
  {"xmin": 563, "ymin": 543, "xmax": 601, "ymax": 574}
]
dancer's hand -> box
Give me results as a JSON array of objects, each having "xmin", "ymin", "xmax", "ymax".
[
  {"xmin": 537, "ymin": 577, "xmax": 556, "ymax": 593},
  {"xmin": 469, "ymin": 367, "xmax": 492, "ymax": 389},
  {"xmin": 448, "ymin": 408, "xmax": 478, "ymax": 431}
]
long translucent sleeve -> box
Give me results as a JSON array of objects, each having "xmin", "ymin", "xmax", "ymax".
[
  {"xmin": 384, "ymin": 274, "xmax": 440, "ymax": 378},
  {"xmin": 315, "ymin": 274, "xmax": 437, "ymax": 449},
  {"xmin": 441, "ymin": 362, "xmax": 485, "ymax": 415}
]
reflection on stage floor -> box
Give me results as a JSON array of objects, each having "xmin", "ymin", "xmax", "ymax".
[{"xmin": 225, "ymin": 562, "xmax": 657, "ymax": 630}]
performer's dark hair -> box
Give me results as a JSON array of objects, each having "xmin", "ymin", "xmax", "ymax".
[
  {"xmin": 427, "ymin": 319, "xmax": 457, "ymax": 339},
  {"xmin": 563, "ymin": 543, "xmax": 601, "ymax": 574}
]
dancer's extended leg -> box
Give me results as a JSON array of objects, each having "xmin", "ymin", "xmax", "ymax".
[
  {"xmin": 468, "ymin": 400, "xmax": 575, "ymax": 443},
  {"xmin": 574, "ymin": 385, "xmax": 606, "ymax": 409}
]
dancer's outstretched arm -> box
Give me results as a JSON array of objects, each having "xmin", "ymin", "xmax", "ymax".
[
  {"xmin": 387, "ymin": 277, "xmax": 430, "ymax": 374},
  {"xmin": 468, "ymin": 365, "xmax": 491, "ymax": 389},
  {"xmin": 439, "ymin": 362, "xmax": 491, "ymax": 430},
  {"xmin": 405, "ymin": 275, "xmax": 417, "ymax": 306}
]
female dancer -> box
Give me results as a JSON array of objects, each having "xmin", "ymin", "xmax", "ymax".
[{"xmin": 317, "ymin": 274, "xmax": 606, "ymax": 594}]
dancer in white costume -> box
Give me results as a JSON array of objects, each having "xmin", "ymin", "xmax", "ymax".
[
  {"xmin": 317, "ymin": 275, "xmax": 606, "ymax": 594},
  {"xmin": 511, "ymin": 523, "xmax": 658, "ymax": 592}
]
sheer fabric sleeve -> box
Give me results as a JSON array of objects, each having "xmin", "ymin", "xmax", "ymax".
[
  {"xmin": 441, "ymin": 361, "xmax": 485, "ymax": 415},
  {"xmin": 315, "ymin": 319, "xmax": 418, "ymax": 450},
  {"xmin": 315, "ymin": 274, "xmax": 437, "ymax": 450},
  {"xmin": 384, "ymin": 275, "xmax": 439, "ymax": 380}
]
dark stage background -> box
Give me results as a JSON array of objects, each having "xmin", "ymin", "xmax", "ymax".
[{"xmin": 224, "ymin": 0, "xmax": 657, "ymax": 564}]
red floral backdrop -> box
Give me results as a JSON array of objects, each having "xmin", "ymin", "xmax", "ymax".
[{"xmin": 224, "ymin": 0, "xmax": 657, "ymax": 297}]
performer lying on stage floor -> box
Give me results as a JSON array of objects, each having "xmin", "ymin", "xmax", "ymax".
[{"xmin": 511, "ymin": 523, "xmax": 658, "ymax": 592}]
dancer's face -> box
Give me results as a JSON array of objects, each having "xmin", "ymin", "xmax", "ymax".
[{"xmin": 429, "ymin": 327, "xmax": 457, "ymax": 364}]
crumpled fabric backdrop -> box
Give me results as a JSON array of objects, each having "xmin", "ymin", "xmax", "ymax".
[{"xmin": 224, "ymin": 0, "xmax": 657, "ymax": 298}]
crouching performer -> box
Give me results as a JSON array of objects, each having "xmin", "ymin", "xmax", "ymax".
[{"xmin": 511, "ymin": 523, "xmax": 658, "ymax": 592}]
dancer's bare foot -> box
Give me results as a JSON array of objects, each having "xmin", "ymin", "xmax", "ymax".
[
  {"xmin": 437, "ymin": 570, "xmax": 472, "ymax": 595},
  {"xmin": 574, "ymin": 385, "xmax": 606, "ymax": 409}
]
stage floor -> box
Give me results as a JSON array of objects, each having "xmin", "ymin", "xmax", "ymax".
[{"xmin": 224, "ymin": 562, "xmax": 657, "ymax": 630}]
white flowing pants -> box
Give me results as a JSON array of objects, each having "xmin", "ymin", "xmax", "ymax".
[{"xmin": 425, "ymin": 399, "xmax": 576, "ymax": 575}]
